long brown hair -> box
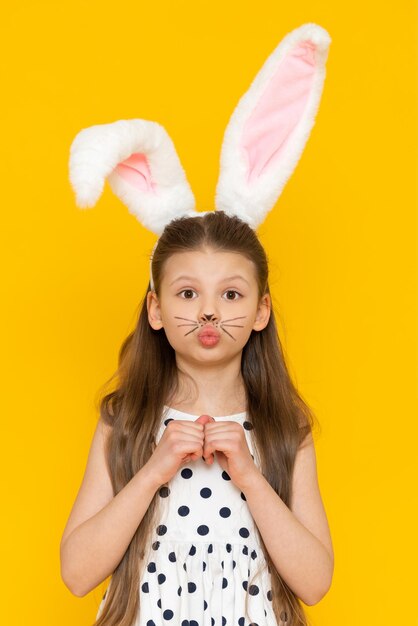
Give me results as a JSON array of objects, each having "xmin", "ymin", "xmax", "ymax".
[{"xmin": 93, "ymin": 210, "xmax": 319, "ymax": 626}]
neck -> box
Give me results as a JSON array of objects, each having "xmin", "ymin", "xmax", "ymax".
[{"xmin": 167, "ymin": 352, "xmax": 247, "ymax": 417}]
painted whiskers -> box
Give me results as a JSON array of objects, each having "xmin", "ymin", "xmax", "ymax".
[{"xmin": 174, "ymin": 316, "xmax": 247, "ymax": 341}]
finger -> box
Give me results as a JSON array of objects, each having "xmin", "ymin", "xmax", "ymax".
[
  {"xmin": 203, "ymin": 421, "xmax": 239, "ymax": 434},
  {"xmin": 195, "ymin": 414, "xmax": 214, "ymax": 425},
  {"xmin": 202, "ymin": 452, "xmax": 215, "ymax": 464},
  {"xmin": 168, "ymin": 420, "xmax": 204, "ymax": 433},
  {"xmin": 165, "ymin": 425, "xmax": 205, "ymax": 445},
  {"xmin": 204, "ymin": 436, "xmax": 240, "ymax": 458}
]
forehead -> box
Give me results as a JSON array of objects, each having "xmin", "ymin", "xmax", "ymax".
[{"xmin": 161, "ymin": 249, "xmax": 257, "ymax": 284}]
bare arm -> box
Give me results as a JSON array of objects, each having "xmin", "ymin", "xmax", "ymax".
[
  {"xmin": 241, "ymin": 432, "xmax": 334, "ymax": 606},
  {"xmin": 60, "ymin": 419, "xmax": 161, "ymax": 597}
]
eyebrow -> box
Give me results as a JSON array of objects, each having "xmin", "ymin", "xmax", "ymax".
[{"xmin": 169, "ymin": 274, "xmax": 250, "ymax": 287}]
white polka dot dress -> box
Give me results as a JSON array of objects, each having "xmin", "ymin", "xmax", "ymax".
[{"xmin": 96, "ymin": 406, "xmax": 279, "ymax": 626}]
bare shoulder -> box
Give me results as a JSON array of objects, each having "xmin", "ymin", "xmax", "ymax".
[
  {"xmin": 60, "ymin": 418, "xmax": 114, "ymax": 549},
  {"xmin": 290, "ymin": 431, "xmax": 334, "ymax": 563}
]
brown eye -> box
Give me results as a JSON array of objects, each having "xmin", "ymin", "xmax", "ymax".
[
  {"xmin": 179, "ymin": 289, "xmax": 196, "ymax": 299},
  {"xmin": 224, "ymin": 290, "xmax": 240, "ymax": 301}
]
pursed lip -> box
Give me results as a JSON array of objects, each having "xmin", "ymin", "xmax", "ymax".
[{"xmin": 197, "ymin": 326, "xmax": 221, "ymax": 339}]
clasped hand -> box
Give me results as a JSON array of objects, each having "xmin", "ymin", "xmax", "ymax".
[
  {"xmin": 152, "ymin": 413, "xmax": 261, "ymax": 490},
  {"xmin": 189, "ymin": 414, "xmax": 259, "ymax": 491}
]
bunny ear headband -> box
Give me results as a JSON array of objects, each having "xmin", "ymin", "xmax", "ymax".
[{"xmin": 69, "ymin": 23, "xmax": 331, "ymax": 289}]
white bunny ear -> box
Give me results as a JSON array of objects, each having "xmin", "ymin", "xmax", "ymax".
[
  {"xmin": 215, "ymin": 23, "xmax": 331, "ymax": 229},
  {"xmin": 69, "ymin": 118, "xmax": 198, "ymax": 235}
]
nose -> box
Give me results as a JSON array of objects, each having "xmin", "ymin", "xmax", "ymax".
[
  {"xmin": 199, "ymin": 312, "xmax": 219, "ymax": 324},
  {"xmin": 198, "ymin": 293, "xmax": 220, "ymax": 325}
]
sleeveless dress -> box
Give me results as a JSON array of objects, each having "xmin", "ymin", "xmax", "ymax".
[{"xmin": 96, "ymin": 406, "xmax": 279, "ymax": 626}]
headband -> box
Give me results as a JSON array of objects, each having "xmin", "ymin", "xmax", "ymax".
[{"xmin": 69, "ymin": 23, "xmax": 331, "ymax": 291}]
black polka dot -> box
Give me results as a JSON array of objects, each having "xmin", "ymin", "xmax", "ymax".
[
  {"xmin": 163, "ymin": 609, "xmax": 174, "ymax": 619},
  {"xmin": 190, "ymin": 621, "xmax": 199, "ymax": 626},
  {"xmin": 226, "ymin": 543, "xmax": 232, "ymax": 552},
  {"xmin": 156, "ymin": 524, "xmax": 167, "ymax": 536},
  {"xmin": 146, "ymin": 620, "xmax": 156, "ymax": 626},
  {"xmin": 232, "ymin": 560, "xmax": 236, "ymax": 569},
  {"xmin": 249, "ymin": 584, "xmax": 259, "ymax": 595},
  {"xmin": 197, "ymin": 525, "xmax": 209, "ymax": 536},
  {"xmin": 242, "ymin": 580, "xmax": 248, "ymax": 591},
  {"xmin": 222, "ymin": 617, "xmax": 227, "ymax": 625},
  {"xmin": 157, "ymin": 573, "xmax": 166, "ymax": 584},
  {"xmin": 204, "ymin": 600, "xmax": 208, "ymax": 610},
  {"xmin": 203, "ymin": 561, "xmax": 207, "ymax": 571},
  {"xmin": 147, "ymin": 562, "xmax": 156, "ymax": 573},
  {"xmin": 141, "ymin": 581, "xmax": 149, "ymax": 593},
  {"xmin": 251, "ymin": 549, "xmax": 257, "ymax": 559},
  {"xmin": 222, "ymin": 577, "xmax": 228, "ymax": 589},
  {"xmin": 189, "ymin": 544, "xmax": 196, "ymax": 556},
  {"xmin": 280, "ymin": 610, "xmax": 288, "ymax": 622},
  {"xmin": 240, "ymin": 492, "xmax": 247, "ymax": 501},
  {"xmin": 178, "ymin": 505, "xmax": 190, "ymax": 516},
  {"xmin": 208, "ymin": 543, "xmax": 213, "ymax": 553},
  {"xmin": 221, "ymin": 470, "xmax": 231, "ymax": 481},
  {"xmin": 159, "ymin": 486, "xmax": 170, "ymax": 497},
  {"xmin": 243, "ymin": 421, "xmax": 254, "ymax": 430},
  {"xmin": 181, "ymin": 468, "xmax": 193, "ymax": 479},
  {"xmin": 152, "ymin": 541, "xmax": 160, "ymax": 550},
  {"xmin": 238, "ymin": 619, "xmax": 245, "ymax": 626},
  {"xmin": 219, "ymin": 507, "xmax": 231, "ymax": 518},
  {"xmin": 188, "ymin": 581, "xmax": 197, "ymax": 593},
  {"xmin": 242, "ymin": 546, "xmax": 248, "ymax": 556},
  {"xmin": 177, "ymin": 586, "xmax": 182, "ymax": 596},
  {"xmin": 168, "ymin": 552, "xmax": 177, "ymax": 563},
  {"xmin": 249, "ymin": 623, "xmax": 259, "ymax": 626},
  {"xmin": 157, "ymin": 599, "xmax": 162, "ymax": 608},
  {"xmin": 200, "ymin": 487, "xmax": 212, "ymax": 498},
  {"xmin": 239, "ymin": 527, "xmax": 250, "ymax": 538},
  {"xmin": 267, "ymin": 589, "xmax": 273, "ymax": 601}
]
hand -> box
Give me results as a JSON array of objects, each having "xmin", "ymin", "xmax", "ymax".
[
  {"xmin": 202, "ymin": 418, "xmax": 260, "ymax": 490},
  {"xmin": 146, "ymin": 418, "xmax": 206, "ymax": 486},
  {"xmin": 182, "ymin": 414, "xmax": 216, "ymax": 465}
]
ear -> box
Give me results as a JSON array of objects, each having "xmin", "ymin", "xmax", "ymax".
[
  {"xmin": 69, "ymin": 118, "xmax": 198, "ymax": 235},
  {"xmin": 147, "ymin": 290, "xmax": 164, "ymax": 330},
  {"xmin": 215, "ymin": 23, "xmax": 331, "ymax": 228},
  {"xmin": 253, "ymin": 293, "xmax": 271, "ymax": 332}
]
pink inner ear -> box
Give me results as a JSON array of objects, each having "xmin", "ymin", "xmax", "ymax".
[
  {"xmin": 241, "ymin": 40, "xmax": 317, "ymax": 185},
  {"xmin": 114, "ymin": 152, "xmax": 157, "ymax": 193}
]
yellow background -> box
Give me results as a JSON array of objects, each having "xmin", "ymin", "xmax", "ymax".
[{"xmin": 1, "ymin": 1, "xmax": 417, "ymax": 624}]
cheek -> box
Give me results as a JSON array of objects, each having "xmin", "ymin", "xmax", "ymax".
[
  {"xmin": 240, "ymin": 326, "xmax": 255, "ymax": 343},
  {"xmin": 163, "ymin": 314, "xmax": 196, "ymax": 344}
]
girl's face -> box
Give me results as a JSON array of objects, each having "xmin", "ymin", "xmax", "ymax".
[{"xmin": 147, "ymin": 248, "xmax": 271, "ymax": 366}]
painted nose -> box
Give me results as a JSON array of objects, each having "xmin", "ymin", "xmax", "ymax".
[{"xmin": 200, "ymin": 313, "xmax": 219, "ymax": 323}]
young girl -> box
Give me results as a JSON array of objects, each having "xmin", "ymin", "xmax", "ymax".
[{"xmin": 61, "ymin": 23, "xmax": 333, "ymax": 626}]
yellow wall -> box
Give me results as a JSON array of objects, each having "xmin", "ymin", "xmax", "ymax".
[{"xmin": 1, "ymin": 1, "xmax": 416, "ymax": 624}]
